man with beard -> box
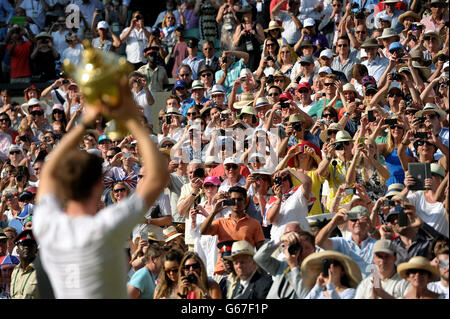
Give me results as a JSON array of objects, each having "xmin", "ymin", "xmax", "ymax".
[{"xmin": 10, "ymin": 230, "xmax": 39, "ymax": 299}]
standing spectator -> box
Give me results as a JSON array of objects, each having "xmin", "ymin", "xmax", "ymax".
[
  {"xmin": 354, "ymin": 239, "xmax": 410, "ymax": 299},
  {"xmin": 128, "ymin": 243, "xmax": 165, "ymax": 299},
  {"xmin": 198, "ymin": 40, "xmax": 220, "ymax": 74},
  {"xmin": 194, "ymin": 0, "xmax": 220, "ymax": 43},
  {"xmin": 160, "ymin": 11, "xmax": 182, "ymax": 63},
  {"xmin": 153, "ymin": 0, "xmax": 183, "ymax": 28},
  {"xmin": 215, "ymin": 50, "xmax": 249, "ymax": 96},
  {"xmin": 0, "ymin": 0, "xmax": 14, "ymax": 42},
  {"xmin": 19, "ymin": 0, "xmax": 48, "ymax": 31},
  {"xmin": 120, "ymin": 11, "xmax": 152, "ymax": 69},
  {"xmin": 30, "ymin": 32, "xmax": 59, "ymax": 82},
  {"xmin": 233, "ymin": 6, "xmax": 265, "ymax": 72},
  {"xmin": 375, "ymin": 0, "xmax": 405, "ymax": 34},
  {"xmin": 6, "ymin": 26, "xmax": 33, "ymax": 84},
  {"xmin": 361, "ymin": 38, "xmax": 390, "ymax": 82},
  {"xmin": 216, "ymin": 0, "xmax": 240, "ymax": 51},
  {"xmin": 137, "ymin": 46, "xmax": 169, "ymax": 92},
  {"xmin": 271, "ymin": 0, "xmax": 302, "ymax": 47},
  {"xmin": 331, "ymin": 36, "xmax": 360, "ymax": 83},
  {"xmin": 105, "ymin": 0, "xmax": 128, "ymax": 36},
  {"xmin": 181, "ymin": 38, "xmax": 204, "ymax": 81},
  {"xmin": 420, "ymin": 0, "xmax": 448, "ymax": 33},
  {"xmin": 171, "ymin": 25, "xmax": 189, "ymax": 78},
  {"xmin": 90, "ymin": 20, "xmax": 121, "ymax": 52},
  {"xmin": 226, "ymin": 240, "xmax": 273, "ymax": 299},
  {"xmin": 10, "ymin": 230, "xmax": 39, "ymax": 299},
  {"xmin": 318, "ymin": 0, "xmax": 344, "ymax": 50},
  {"xmin": 61, "ymin": 32, "xmax": 84, "ymax": 66},
  {"xmin": 49, "ymin": 15, "xmax": 69, "ymax": 65}
]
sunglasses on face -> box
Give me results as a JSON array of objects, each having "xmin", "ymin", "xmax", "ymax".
[
  {"xmin": 179, "ymin": 73, "xmax": 190, "ymax": 77},
  {"xmin": 0, "ymin": 118, "xmax": 9, "ymax": 122},
  {"xmin": 187, "ymin": 112, "xmax": 198, "ymax": 116},
  {"xmin": 390, "ymin": 125, "xmax": 404, "ymax": 130},
  {"xmin": 113, "ymin": 188, "xmax": 126, "ymax": 193},
  {"xmin": 225, "ymin": 164, "xmax": 239, "ymax": 170},
  {"xmin": 31, "ymin": 111, "xmax": 44, "ymax": 116},
  {"xmin": 53, "ymin": 109, "xmax": 64, "ymax": 114},
  {"xmin": 165, "ymin": 267, "xmax": 179, "ymax": 274},
  {"xmin": 405, "ymin": 110, "xmax": 417, "ymax": 115},
  {"xmin": 388, "ymin": 92, "xmax": 403, "ymax": 98},
  {"xmin": 424, "ymin": 36, "xmax": 436, "ymax": 41},
  {"xmin": 201, "ymin": 73, "xmax": 212, "ymax": 77},
  {"xmin": 424, "ymin": 114, "xmax": 438, "ymax": 120},
  {"xmin": 324, "ymin": 82, "xmax": 335, "ymax": 86},
  {"xmin": 356, "ymin": 30, "xmax": 366, "ymax": 34},
  {"xmin": 416, "ymin": 140, "xmax": 433, "ymax": 147},
  {"xmin": 407, "ymin": 269, "xmax": 429, "ymax": 276},
  {"xmin": 274, "ymin": 78, "xmax": 285, "ymax": 83},
  {"xmin": 106, "ymin": 155, "xmax": 115, "ymax": 159},
  {"xmin": 183, "ymin": 262, "xmax": 200, "ymax": 270},
  {"xmin": 334, "ymin": 141, "xmax": 350, "ymax": 150},
  {"xmin": 9, "ymin": 150, "xmax": 21, "ymax": 155},
  {"xmin": 266, "ymin": 43, "xmax": 275, "ymax": 47},
  {"xmin": 337, "ymin": 44, "xmax": 348, "ymax": 47},
  {"xmin": 298, "ymin": 89, "xmax": 309, "ymax": 93},
  {"xmin": 322, "ymin": 113, "xmax": 334, "ymax": 118}
]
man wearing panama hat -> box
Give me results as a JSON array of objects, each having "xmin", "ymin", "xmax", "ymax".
[
  {"xmin": 225, "ymin": 240, "xmax": 273, "ymax": 299},
  {"xmin": 361, "ymin": 38, "xmax": 389, "ymax": 82}
]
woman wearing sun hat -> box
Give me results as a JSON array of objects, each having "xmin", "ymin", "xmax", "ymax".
[
  {"xmin": 301, "ymin": 250, "xmax": 362, "ymax": 299},
  {"xmin": 397, "ymin": 256, "xmax": 445, "ymax": 299}
]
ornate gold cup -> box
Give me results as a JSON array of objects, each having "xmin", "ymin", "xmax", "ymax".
[{"xmin": 63, "ymin": 40, "xmax": 134, "ymax": 138}]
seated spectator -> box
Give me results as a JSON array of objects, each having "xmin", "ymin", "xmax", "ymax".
[
  {"xmin": 354, "ymin": 239, "xmax": 410, "ymax": 299},
  {"xmin": 154, "ymin": 249, "xmax": 184, "ymax": 299},
  {"xmin": 177, "ymin": 251, "xmax": 222, "ymax": 299},
  {"xmin": 225, "ymin": 240, "xmax": 273, "ymax": 299},
  {"xmin": 302, "ymin": 250, "xmax": 362, "ymax": 299},
  {"xmin": 420, "ymin": 0, "xmax": 448, "ymax": 33},
  {"xmin": 397, "ymin": 256, "xmax": 444, "ymax": 299},
  {"xmin": 428, "ymin": 245, "xmax": 449, "ymax": 298}
]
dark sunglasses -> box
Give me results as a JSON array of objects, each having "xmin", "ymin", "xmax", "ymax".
[
  {"xmin": 0, "ymin": 118, "xmax": 9, "ymax": 122},
  {"xmin": 274, "ymin": 78, "xmax": 285, "ymax": 82},
  {"xmin": 106, "ymin": 155, "xmax": 115, "ymax": 159},
  {"xmin": 183, "ymin": 263, "xmax": 200, "ymax": 270},
  {"xmin": 334, "ymin": 141, "xmax": 350, "ymax": 150},
  {"xmin": 300, "ymin": 62, "xmax": 311, "ymax": 66},
  {"xmin": 266, "ymin": 43, "xmax": 275, "ymax": 47},
  {"xmin": 113, "ymin": 188, "xmax": 126, "ymax": 193},
  {"xmin": 390, "ymin": 125, "xmax": 404, "ymax": 130},
  {"xmin": 405, "ymin": 110, "xmax": 417, "ymax": 115},
  {"xmin": 356, "ymin": 30, "xmax": 366, "ymax": 34},
  {"xmin": 407, "ymin": 269, "xmax": 430, "ymax": 276},
  {"xmin": 298, "ymin": 89, "xmax": 309, "ymax": 93},
  {"xmin": 9, "ymin": 150, "xmax": 21, "ymax": 155},
  {"xmin": 201, "ymin": 72, "xmax": 212, "ymax": 77},
  {"xmin": 415, "ymin": 140, "xmax": 434, "ymax": 147},
  {"xmin": 324, "ymin": 82, "xmax": 335, "ymax": 86},
  {"xmin": 165, "ymin": 267, "xmax": 179, "ymax": 274},
  {"xmin": 203, "ymin": 47, "xmax": 213, "ymax": 51},
  {"xmin": 337, "ymin": 44, "xmax": 348, "ymax": 47},
  {"xmin": 179, "ymin": 73, "xmax": 190, "ymax": 77},
  {"xmin": 187, "ymin": 112, "xmax": 198, "ymax": 116},
  {"xmin": 424, "ymin": 36, "xmax": 435, "ymax": 41},
  {"xmin": 388, "ymin": 92, "xmax": 403, "ymax": 98},
  {"xmin": 322, "ymin": 113, "xmax": 334, "ymax": 118},
  {"xmin": 53, "ymin": 109, "xmax": 64, "ymax": 114},
  {"xmin": 31, "ymin": 111, "xmax": 44, "ymax": 116},
  {"xmin": 424, "ymin": 114, "xmax": 438, "ymax": 120},
  {"xmin": 225, "ymin": 164, "xmax": 239, "ymax": 170}
]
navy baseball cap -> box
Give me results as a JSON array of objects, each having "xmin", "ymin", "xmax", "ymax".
[{"xmin": 174, "ymin": 80, "xmax": 188, "ymax": 89}]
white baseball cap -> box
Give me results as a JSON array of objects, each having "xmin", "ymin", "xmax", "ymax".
[
  {"xmin": 304, "ymin": 18, "xmax": 315, "ymax": 28},
  {"xmin": 318, "ymin": 66, "xmax": 332, "ymax": 74},
  {"xmin": 319, "ymin": 49, "xmax": 333, "ymax": 59},
  {"xmin": 223, "ymin": 157, "xmax": 240, "ymax": 166},
  {"xmin": 360, "ymin": 48, "xmax": 368, "ymax": 59},
  {"xmin": 97, "ymin": 21, "xmax": 109, "ymax": 30}
]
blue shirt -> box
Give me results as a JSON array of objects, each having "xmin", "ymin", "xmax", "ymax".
[
  {"xmin": 181, "ymin": 96, "xmax": 210, "ymax": 116},
  {"xmin": 181, "ymin": 55, "xmax": 204, "ymax": 80},
  {"xmin": 128, "ymin": 266, "xmax": 157, "ymax": 299},
  {"xmin": 215, "ymin": 59, "xmax": 245, "ymax": 98},
  {"xmin": 362, "ymin": 56, "xmax": 389, "ymax": 83},
  {"xmin": 0, "ymin": 0, "xmax": 14, "ymax": 23},
  {"xmin": 330, "ymin": 236, "xmax": 377, "ymax": 278}
]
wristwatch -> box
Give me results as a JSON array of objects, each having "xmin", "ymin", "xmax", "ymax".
[{"xmin": 343, "ymin": 112, "xmax": 350, "ymax": 117}]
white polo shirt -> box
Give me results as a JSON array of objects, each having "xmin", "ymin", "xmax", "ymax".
[{"xmin": 121, "ymin": 26, "xmax": 151, "ymax": 64}]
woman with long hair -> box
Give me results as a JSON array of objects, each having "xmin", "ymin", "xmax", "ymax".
[
  {"xmin": 277, "ymin": 44, "xmax": 297, "ymax": 78},
  {"xmin": 346, "ymin": 137, "xmax": 390, "ymax": 202},
  {"xmin": 160, "ymin": 12, "xmax": 179, "ymax": 62},
  {"xmin": 177, "ymin": 251, "xmax": 222, "ymax": 299},
  {"xmin": 216, "ymin": 0, "xmax": 240, "ymax": 51},
  {"xmin": 110, "ymin": 181, "xmax": 131, "ymax": 203},
  {"xmin": 154, "ymin": 249, "xmax": 184, "ymax": 299}
]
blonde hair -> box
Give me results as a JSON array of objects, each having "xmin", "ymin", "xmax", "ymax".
[
  {"xmin": 277, "ymin": 44, "xmax": 298, "ymax": 66},
  {"xmin": 110, "ymin": 181, "xmax": 131, "ymax": 203},
  {"xmin": 357, "ymin": 137, "xmax": 385, "ymax": 185},
  {"xmin": 162, "ymin": 12, "xmax": 176, "ymax": 28}
]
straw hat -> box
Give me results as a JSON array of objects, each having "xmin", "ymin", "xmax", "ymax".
[
  {"xmin": 264, "ymin": 20, "xmax": 284, "ymax": 33},
  {"xmin": 163, "ymin": 225, "xmax": 183, "ymax": 242},
  {"xmin": 378, "ymin": 28, "xmax": 399, "ymax": 40},
  {"xmin": 237, "ymin": 105, "xmax": 257, "ymax": 124},
  {"xmin": 233, "ymin": 92, "xmax": 254, "ymax": 109},
  {"xmin": 319, "ymin": 123, "xmax": 343, "ymax": 143},
  {"xmin": 385, "ymin": 183, "xmax": 405, "ymax": 198},
  {"xmin": 332, "ymin": 130, "xmax": 354, "ymax": 144},
  {"xmin": 301, "ymin": 251, "xmax": 363, "ymax": 291},
  {"xmin": 398, "ymin": 11, "xmax": 421, "ymax": 25},
  {"xmin": 224, "ymin": 240, "xmax": 255, "ymax": 260},
  {"xmin": 397, "ymin": 256, "xmax": 440, "ymax": 281},
  {"xmin": 415, "ymin": 103, "xmax": 446, "ymax": 121}
]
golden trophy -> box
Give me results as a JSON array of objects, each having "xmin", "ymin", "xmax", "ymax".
[{"xmin": 63, "ymin": 40, "xmax": 134, "ymax": 139}]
